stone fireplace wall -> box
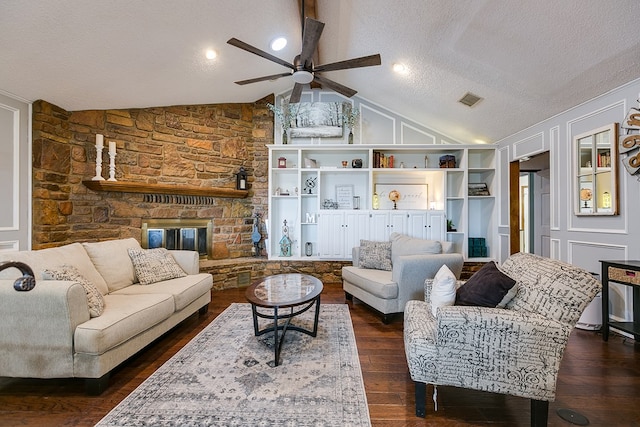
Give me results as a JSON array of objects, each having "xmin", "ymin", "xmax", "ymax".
[{"xmin": 31, "ymin": 97, "xmax": 273, "ymax": 257}]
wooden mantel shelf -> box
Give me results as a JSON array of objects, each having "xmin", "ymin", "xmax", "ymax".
[{"xmin": 82, "ymin": 180, "xmax": 248, "ymax": 198}]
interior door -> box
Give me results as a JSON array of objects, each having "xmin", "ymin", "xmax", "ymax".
[{"xmin": 0, "ymin": 93, "xmax": 30, "ymax": 251}]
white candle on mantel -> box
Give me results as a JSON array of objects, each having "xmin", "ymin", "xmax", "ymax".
[
  {"xmin": 96, "ymin": 134, "xmax": 104, "ymax": 149},
  {"xmin": 108, "ymin": 141, "xmax": 116, "ymax": 155}
]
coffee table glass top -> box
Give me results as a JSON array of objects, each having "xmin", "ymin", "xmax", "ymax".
[{"xmin": 246, "ymin": 273, "xmax": 323, "ymax": 307}]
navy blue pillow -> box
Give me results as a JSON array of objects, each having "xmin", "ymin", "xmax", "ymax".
[{"xmin": 455, "ymin": 261, "xmax": 516, "ymax": 307}]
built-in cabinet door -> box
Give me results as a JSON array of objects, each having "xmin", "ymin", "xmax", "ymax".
[
  {"xmin": 319, "ymin": 210, "xmax": 369, "ymax": 258},
  {"xmin": 388, "ymin": 211, "xmax": 407, "ymax": 236},
  {"xmin": 406, "ymin": 212, "xmax": 428, "ymax": 239},
  {"xmin": 318, "ymin": 212, "xmax": 345, "ymax": 258},
  {"xmin": 426, "ymin": 211, "xmax": 445, "ymax": 241},
  {"xmin": 344, "ymin": 211, "xmax": 369, "ymax": 253},
  {"xmin": 369, "ymin": 211, "xmax": 391, "ymax": 241}
]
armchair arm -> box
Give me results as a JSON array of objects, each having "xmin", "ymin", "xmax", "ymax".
[
  {"xmin": 393, "ymin": 253, "xmax": 464, "ymax": 304},
  {"xmin": 434, "ymin": 305, "xmax": 572, "ymax": 400},
  {"xmin": 0, "ymin": 280, "xmax": 90, "ymax": 378}
]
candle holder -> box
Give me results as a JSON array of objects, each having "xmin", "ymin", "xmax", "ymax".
[
  {"xmin": 92, "ymin": 145, "xmax": 105, "ymax": 181},
  {"xmin": 107, "ymin": 151, "xmax": 117, "ymax": 181}
]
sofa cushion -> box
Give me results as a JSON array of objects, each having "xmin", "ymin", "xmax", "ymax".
[
  {"xmin": 42, "ymin": 265, "xmax": 106, "ymax": 317},
  {"xmin": 112, "ymin": 273, "xmax": 213, "ymax": 311},
  {"xmin": 342, "ymin": 266, "xmax": 398, "ymax": 299},
  {"xmin": 0, "ymin": 242, "xmax": 109, "ymax": 295},
  {"xmin": 359, "ymin": 240, "xmax": 392, "ymax": 271},
  {"xmin": 74, "ymin": 293, "xmax": 174, "ymax": 355},
  {"xmin": 390, "ymin": 233, "xmax": 442, "ymax": 265},
  {"xmin": 127, "ymin": 248, "xmax": 187, "ymax": 286},
  {"xmin": 83, "ymin": 238, "xmax": 141, "ymax": 293},
  {"xmin": 430, "ymin": 264, "xmax": 457, "ymax": 316},
  {"xmin": 455, "ymin": 261, "xmax": 517, "ymax": 308}
]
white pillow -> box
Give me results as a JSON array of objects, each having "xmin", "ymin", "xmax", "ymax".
[{"xmin": 430, "ymin": 264, "xmax": 457, "ymax": 316}]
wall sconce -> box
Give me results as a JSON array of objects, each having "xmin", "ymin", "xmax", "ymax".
[{"xmin": 236, "ymin": 167, "xmax": 247, "ymax": 190}]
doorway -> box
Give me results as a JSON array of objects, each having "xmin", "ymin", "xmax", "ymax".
[{"xmin": 510, "ymin": 152, "xmax": 550, "ymax": 256}]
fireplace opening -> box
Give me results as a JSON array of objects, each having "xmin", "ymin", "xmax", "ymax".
[{"xmin": 141, "ymin": 219, "xmax": 213, "ymax": 259}]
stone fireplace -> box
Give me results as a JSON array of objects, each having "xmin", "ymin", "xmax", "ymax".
[{"xmin": 141, "ymin": 219, "xmax": 213, "ymax": 259}]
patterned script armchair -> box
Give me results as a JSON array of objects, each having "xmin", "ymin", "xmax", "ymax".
[{"xmin": 404, "ymin": 252, "xmax": 601, "ymax": 427}]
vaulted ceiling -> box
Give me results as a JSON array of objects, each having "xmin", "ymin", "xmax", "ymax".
[{"xmin": 2, "ymin": 0, "xmax": 640, "ymax": 143}]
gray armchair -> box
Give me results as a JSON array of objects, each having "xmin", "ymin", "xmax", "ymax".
[
  {"xmin": 404, "ymin": 252, "xmax": 601, "ymax": 426},
  {"xmin": 342, "ymin": 232, "xmax": 464, "ymax": 323}
]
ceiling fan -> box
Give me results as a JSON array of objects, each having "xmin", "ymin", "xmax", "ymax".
[{"xmin": 227, "ymin": 14, "xmax": 381, "ymax": 103}]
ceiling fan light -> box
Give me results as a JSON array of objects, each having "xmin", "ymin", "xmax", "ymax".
[
  {"xmin": 205, "ymin": 49, "xmax": 217, "ymax": 60},
  {"xmin": 293, "ymin": 70, "xmax": 314, "ymax": 84},
  {"xmin": 270, "ymin": 37, "xmax": 287, "ymax": 51}
]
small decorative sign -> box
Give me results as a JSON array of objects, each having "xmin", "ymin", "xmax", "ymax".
[{"xmin": 335, "ymin": 185, "xmax": 354, "ymax": 209}]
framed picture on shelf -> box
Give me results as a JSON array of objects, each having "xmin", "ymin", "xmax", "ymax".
[
  {"xmin": 468, "ymin": 182, "xmax": 490, "ymax": 196},
  {"xmin": 374, "ymin": 184, "xmax": 428, "ymax": 210},
  {"xmin": 335, "ymin": 184, "xmax": 354, "ymax": 209}
]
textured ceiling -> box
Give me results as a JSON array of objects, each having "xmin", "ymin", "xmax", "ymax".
[{"xmin": 2, "ymin": 0, "xmax": 640, "ymax": 143}]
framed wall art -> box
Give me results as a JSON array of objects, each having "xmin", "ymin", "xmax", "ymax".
[{"xmin": 289, "ymin": 102, "xmax": 343, "ymax": 138}]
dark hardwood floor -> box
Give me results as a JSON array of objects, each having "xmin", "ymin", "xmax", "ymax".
[{"xmin": 1, "ymin": 282, "xmax": 639, "ymax": 426}]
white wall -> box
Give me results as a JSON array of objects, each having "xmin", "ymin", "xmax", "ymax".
[{"xmin": 496, "ymin": 77, "xmax": 640, "ymax": 322}]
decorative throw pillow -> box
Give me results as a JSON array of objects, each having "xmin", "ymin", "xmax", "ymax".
[
  {"xmin": 455, "ymin": 261, "xmax": 518, "ymax": 307},
  {"xmin": 42, "ymin": 265, "xmax": 106, "ymax": 317},
  {"xmin": 358, "ymin": 240, "xmax": 392, "ymax": 271},
  {"xmin": 430, "ymin": 264, "xmax": 457, "ymax": 316},
  {"xmin": 127, "ymin": 248, "xmax": 187, "ymax": 285}
]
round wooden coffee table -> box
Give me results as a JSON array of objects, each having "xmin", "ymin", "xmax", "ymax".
[{"xmin": 245, "ymin": 273, "xmax": 323, "ymax": 366}]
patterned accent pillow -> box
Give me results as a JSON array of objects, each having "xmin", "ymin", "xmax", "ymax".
[
  {"xmin": 42, "ymin": 265, "xmax": 106, "ymax": 317},
  {"xmin": 358, "ymin": 240, "xmax": 392, "ymax": 271},
  {"xmin": 430, "ymin": 264, "xmax": 457, "ymax": 316},
  {"xmin": 127, "ymin": 248, "xmax": 187, "ymax": 285},
  {"xmin": 455, "ymin": 261, "xmax": 517, "ymax": 308}
]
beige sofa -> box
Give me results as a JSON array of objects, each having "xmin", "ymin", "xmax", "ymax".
[
  {"xmin": 0, "ymin": 238, "xmax": 213, "ymax": 394},
  {"xmin": 342, "ymin": 232, "xmax": 464, "ymax": 323}
]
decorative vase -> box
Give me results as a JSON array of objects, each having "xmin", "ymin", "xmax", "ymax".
[
  {"xmin": 348, "ymin": 130, "xmax": 353, "ymax": 144},
  {"xmin": 282, "ymin": 130, "xmax": 288, "ymax": 145}
]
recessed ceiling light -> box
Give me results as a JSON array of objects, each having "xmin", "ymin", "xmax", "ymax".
[
  {"xmin": 392, "ymin": 63, "xmax": 408, "ymax": 74},
  {"xmin": 270, "ymin": 37, "xmax": 287, "ymax": 51},
  {"xmin": 205, "ymin": 49, "xmax": 217, "ymax": 60}
]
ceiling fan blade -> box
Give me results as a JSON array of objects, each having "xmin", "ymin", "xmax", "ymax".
[
  {"xmin": 299, "ymin": 18, "xmax": 324, "ymax": 68},
  {"xmin": 234, "ymin": 72, "xmax": 293, "ymax": 85},
  {"xmin": 313, "ymin": 54, "xmax": 382, "ymax": 72},
  {"xmin": 289, "ymin": 83, "xmax": 304, "ymax": 103},
  {"xmin": 227, "ymin": 38, "xmax": 295, "ymax": 70},
  {"xmin": 313, "ymin": 74, "xmax": 357, "ymax": 98}
]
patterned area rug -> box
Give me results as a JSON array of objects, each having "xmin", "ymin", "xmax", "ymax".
[{"xmin": 96, "ymin": 303, "xmax": 370, "ymax": 427}]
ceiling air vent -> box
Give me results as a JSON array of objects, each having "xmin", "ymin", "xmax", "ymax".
[{"xmin": 458, "ymin": 92, "xmax": 483, "ymax": 107}]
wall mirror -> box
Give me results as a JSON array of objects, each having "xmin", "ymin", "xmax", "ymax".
[{"xmin": 574, "ymin": 123, "xmax": 618, "ymax": 216}]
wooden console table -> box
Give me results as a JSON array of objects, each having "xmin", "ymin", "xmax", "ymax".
[{"xmin": 600, "ymin": 260, "xmax": 640, "ymax": 341}]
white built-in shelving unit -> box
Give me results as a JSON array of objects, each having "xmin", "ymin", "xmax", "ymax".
[{"xmin": 267, "ymin": 145, "xmax": 496, "ymax": 261}]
